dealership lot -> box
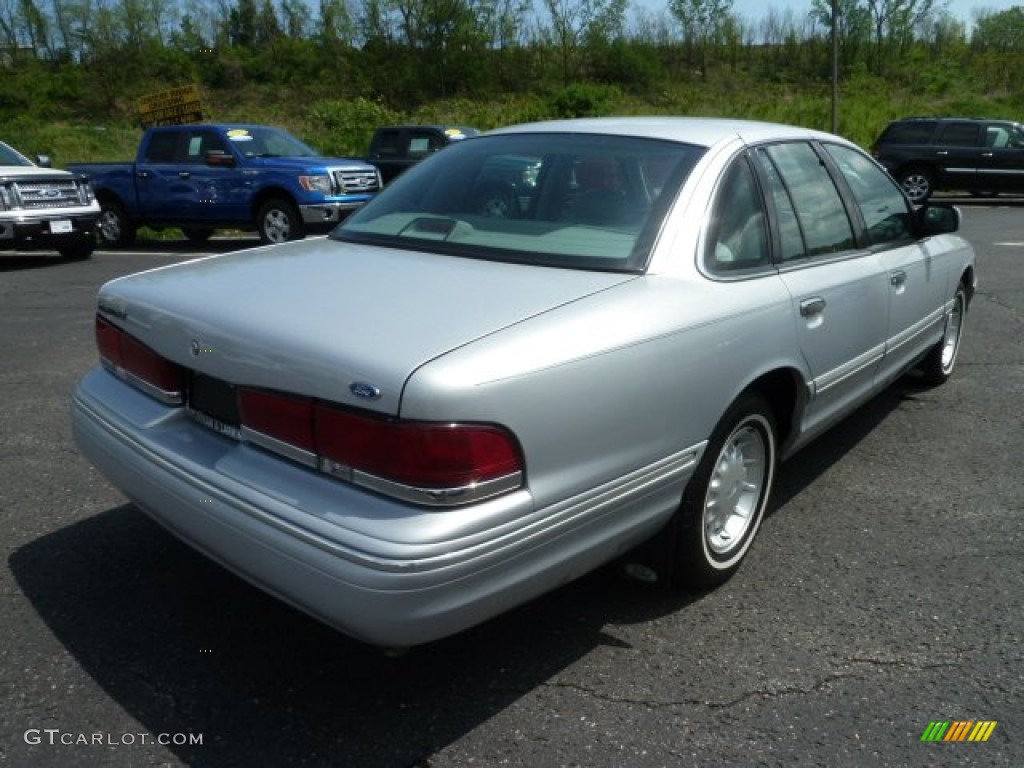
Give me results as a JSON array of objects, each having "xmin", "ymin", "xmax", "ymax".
[{"xmin": 1, "ymin": 208, "xmax": 1021, "ymax": 767}]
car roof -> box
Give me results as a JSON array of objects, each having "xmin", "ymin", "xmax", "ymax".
[{"xmin": 487, "ymin": 116, "xmax": 847, "ymax": 149}]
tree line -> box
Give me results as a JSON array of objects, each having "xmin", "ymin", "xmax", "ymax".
[{"xmin": 1, "ymin": 0, "xmax": 1023, "ymax": 118}]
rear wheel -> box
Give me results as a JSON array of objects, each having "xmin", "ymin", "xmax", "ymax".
[
  {"xmin": 672, "ymin": 392, "xmax": 777, "ymax": 589},
  {"xmin": 97, "ymin": 201, "xmax": 135, "ymax": 248},
  {"xmin": 257, "ymin": 198, "xmax": 304, "ymax": 244},
  {"xmin": 917, "ymin": 284, "xmax": 967, "ymax": 385},
  {"xmin": 897, "ymin": 166, "xmax": 934, "ymax": 203}
]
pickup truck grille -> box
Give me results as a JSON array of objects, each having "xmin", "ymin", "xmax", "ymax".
[
  {"xmin": 333, "ymin": 170, "xmax": 380, "ymax": 194},
  {"xmin": 12, "ymin": 180, "xmax": 87, "ymax": 209}
]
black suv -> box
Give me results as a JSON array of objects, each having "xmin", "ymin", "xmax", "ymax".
[{"xmin": 871, "ymin": 117, "xmax": 1024, "ymax": 202}]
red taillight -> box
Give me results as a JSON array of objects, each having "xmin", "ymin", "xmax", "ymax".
[
  {"xmin": 95, "ymin": 314, "xmax": 184, "ymax": 404},
  {"xmin": 314, "ymin": 404, "xmax": 522, "ymax": 489},
  {"xmin": 236, "ymin": 387, "xmax": 524, "ymax": 503},
  {"xmin": 95, "ymin": 315, "xmax": 124, "ymax": 367},
  {"xmin": 121, "ymin": 334, "xmax": 184, "ymax": 395},
  {"xmin": 238, "ymin": 388, "xmax": 315, "ymax": 454}
]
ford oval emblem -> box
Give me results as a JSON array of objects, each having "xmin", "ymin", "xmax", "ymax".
[{"xmin": 349, "ymin": 381, "xmax": 381, "ymax": 400}]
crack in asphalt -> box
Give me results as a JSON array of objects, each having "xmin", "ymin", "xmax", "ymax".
[
  {"xmin": 541, "ymin": 650, "xmax": 977, "ymax": 714},
  {"xmin": 541, "ymin": 672, "xmax": 866, "ymax": 712}
]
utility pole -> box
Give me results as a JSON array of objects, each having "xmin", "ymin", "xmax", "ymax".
[{"xmin": 831, "ymin": 0, "xmax": 839, "ymax": 133}]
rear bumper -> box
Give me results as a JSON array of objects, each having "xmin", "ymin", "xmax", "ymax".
[{"xmin": 71, "ymin": 367, "xmax": 693, "ymax": 646}]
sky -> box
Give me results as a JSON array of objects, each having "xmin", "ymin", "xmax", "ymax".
[{"xmin": 708, "ymin": 0, "xmax": 1022, "ymax": 26}]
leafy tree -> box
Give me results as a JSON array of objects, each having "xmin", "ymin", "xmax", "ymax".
[{"xmin": 668, "ymin": 0, "xmax": 734, "ymax": 78}]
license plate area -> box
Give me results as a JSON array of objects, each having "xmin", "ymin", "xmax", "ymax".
[
  {"xmin": 49, "ymin": 220, "xmax": 73, "ymax": 234},
  {"xmin": 187, "ymin": 373, "xmax": 241, "ymax": 439}
]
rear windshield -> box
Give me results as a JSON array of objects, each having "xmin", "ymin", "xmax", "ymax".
[{"xmin": 334, "ymin": 133, "xmax": 704, "ymax": 272}]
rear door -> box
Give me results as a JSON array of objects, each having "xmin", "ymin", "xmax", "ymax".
[
  {"xmin": 752, "ymin": 141, "xmax": 890, "ymax": 438},
  {"xmin": 136, "ymin": 128, "xmax": 190, "ymax": 220}
]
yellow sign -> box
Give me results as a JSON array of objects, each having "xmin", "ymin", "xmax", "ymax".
[{"xmin": 137, "ymin": 85, "xmax": 203, "ymax": 128}]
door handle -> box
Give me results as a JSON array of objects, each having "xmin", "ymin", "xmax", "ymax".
[
  {"xmin": 890, "ymin": 270, "xmax": 907, "ymax": 286},
  {"xmin": 936, "ymin": 150, "xmax": 948, "ymax": 156},
  {"xmin": 799, "ymin": 297, "xmax": 827, "ymax": 317},
  {"xmin": 981, "ymin": 151, "xmax": 994, "ymax": 158},
  {"xmin": 136, "ymin": 170, "xmax": 151, "ymax": 179},
  {"xmin": 178, "ymin": 171, "xmax": 191, "ymax": 179}
]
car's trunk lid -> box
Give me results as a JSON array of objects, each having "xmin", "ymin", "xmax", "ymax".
[{"xmin": 97, "ymin": 238, "xmax": 635, "ymax": 414}]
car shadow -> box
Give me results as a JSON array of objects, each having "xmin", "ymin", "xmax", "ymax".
[
  {"xmin": 9, "ymin": 502, "xmax": 698, "ymax": 767},
  {"xmin": 10, "ymin": 378, "xmax": 924, "ymax": 767}
]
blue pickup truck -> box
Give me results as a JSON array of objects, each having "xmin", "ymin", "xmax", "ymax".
[{"xmin": 68, "ymin": 124, "xmax": 380, "ymax": 246}]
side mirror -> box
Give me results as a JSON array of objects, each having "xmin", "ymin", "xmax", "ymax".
[
  {"xmin": 916, "ymin": 203, "xmax": 960, "ymax": 236},
  {"xmin": 205, "ymin": 150, "xmax": 235, "ymax": 167},
  {"xmin": 35, "ymin": 155, "xmax": 52, "ymax": 168}
]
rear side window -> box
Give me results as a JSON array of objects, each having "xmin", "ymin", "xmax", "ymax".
[
  {"xmin": 937, "ymin": 122, "xmax": 982, "ymax": 147},
  {"xmin": 879, "ymin": 121, "xmax": 936, "ymax": 145},
  {"xmin": 706, "ymin": 158, "xmax": 770, "ymax": 274},
  {"xmin": 144, "ymin": 132, "xmax": 180, "ymax": 163}
]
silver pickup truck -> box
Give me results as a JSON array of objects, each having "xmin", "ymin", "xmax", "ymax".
[{"xmin": 1, "ymin": 140, "xmax": 100, "ymax": 259}]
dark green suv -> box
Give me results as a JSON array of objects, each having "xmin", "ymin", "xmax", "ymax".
[{"xmin": 871, "ymin": 117, "xmax": 1024, "ymax": 202}]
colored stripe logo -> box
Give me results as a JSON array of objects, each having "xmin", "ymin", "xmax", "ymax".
[{"xmin": 921, "ymin": 721, "xmax": 997, "ymax": 742}]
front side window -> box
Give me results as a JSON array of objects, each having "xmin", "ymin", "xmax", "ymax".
[
  {"xmin": 759, "ymin": 142, "xmax": 855, "ymax": 259},
  {"xmin": 185, "ymin": 130, "xmax": 230, "ymax": 162},
  {"xmin": 824, "ymin": 143, "xmax": 914, "ymax": 246},
  {"xmin": 336, "ymin": 133, "xmax": 704, "ymax": 272}
]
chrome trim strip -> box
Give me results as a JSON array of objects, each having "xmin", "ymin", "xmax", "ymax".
[
  {"xmin": 101, "ymin": 359, "xmax": 183, "ymax": 405},
  {"xmin": 813, "ymin": 342, "xmax": 886, "ymax": 395},
  {"xmin": 241, "ymin": 425, "xmax": 317, "ymax": 468},
  {"xmin": 348, "ymin": 469, "xmax": 524, "ymax": 507},
  {"xmin": 885, "ymin": 306, "xmax": 944, "ymax": 354}
]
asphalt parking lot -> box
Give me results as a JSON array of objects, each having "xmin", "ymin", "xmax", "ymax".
[{"xmin": 1, "ymin": 205, "xmax": 1022, "ymax": 768}]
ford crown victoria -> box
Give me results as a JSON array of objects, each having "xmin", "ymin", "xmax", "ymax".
[{"xmin": 72, "ymin": 118, "xmax": 976, "ymax": 646}]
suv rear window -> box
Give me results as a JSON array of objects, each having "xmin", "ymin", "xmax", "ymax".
[
  {"xmin": 937, "ymin": 123, "xmax": 982, "ymax": 147},
  {"xmin": 879, "ymin": 121, "xmax": 936, "ymax": 144}
]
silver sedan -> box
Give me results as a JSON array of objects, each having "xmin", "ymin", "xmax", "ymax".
[{"xmin": 71, "ymin": 117, "xmax": 976, "ymax": 646}]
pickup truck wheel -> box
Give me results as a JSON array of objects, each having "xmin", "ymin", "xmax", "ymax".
[
  {"xmin": 672, "ymin": 392, "xmax": 777, "ymax": 590},
  {"xmin": 183, "ymin": 227, "xmax": 215, "ymax": 242},
  {"xmin": 97, "ymin": 202, "xmax": 135, "ymax": 248},
  {"xmin": 58, "ymin": 237, "xmax": 95, "ymax": 260},
  {"xmin": 257, "ymin": 199, "xmax": 304, "ymax": 244}
]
